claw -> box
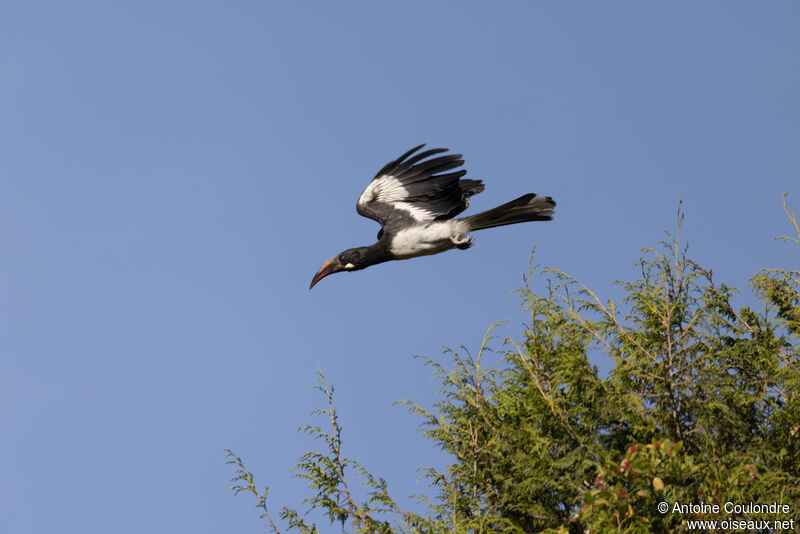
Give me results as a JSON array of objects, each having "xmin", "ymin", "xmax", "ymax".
[{"xmin": 451, "ymin": 234, "xmax": 474, "ymax": 250}]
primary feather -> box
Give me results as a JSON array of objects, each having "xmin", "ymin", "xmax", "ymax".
[{"xmin": 357, "ymin": 145, "xmax": 485, "ymax": 230}]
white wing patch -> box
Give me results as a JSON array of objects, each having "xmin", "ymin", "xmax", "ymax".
[{"xmin": 358, "ymin": 174, "xmax": 436, "ymax": 222}]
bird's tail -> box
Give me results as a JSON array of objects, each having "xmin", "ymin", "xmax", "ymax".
[{"xmin": 460, "ymin": 193, "xmax": 556, "ymax": 231}]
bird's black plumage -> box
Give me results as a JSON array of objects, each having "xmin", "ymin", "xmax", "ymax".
[{"xmin": 357, "ymin": 145, "xmax": 485, "ymax": 233}]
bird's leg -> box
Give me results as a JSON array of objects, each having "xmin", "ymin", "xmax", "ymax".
[{"xmin": 451, "ymin": 233, "xmax": 474, "ymax": 250}]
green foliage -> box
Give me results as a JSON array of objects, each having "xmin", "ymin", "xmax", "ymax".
[
  {"xmin": 576, "ymin": 440, "xmax": 689, "ymax": 532},
  {"xmin": 226, "ymin": 370, "xmax": 424, "ymax": 533},
  {"xmin": 226, "ymin": 199, "xmax": 800, "ymax": 533}
]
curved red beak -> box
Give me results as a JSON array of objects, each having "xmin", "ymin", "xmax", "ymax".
[{"xmin": 309, "ymin": 257, "xmax": 344, "ymax": 289}]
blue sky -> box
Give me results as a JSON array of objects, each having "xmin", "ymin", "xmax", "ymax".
[{"xmin": 2, "ymin": 2, "xmax": 798, "ymax": 532}]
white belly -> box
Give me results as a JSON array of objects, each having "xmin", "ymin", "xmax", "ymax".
[{"xmin": 389, "ymin": 221, "xmax": 464, "ymax": 259}]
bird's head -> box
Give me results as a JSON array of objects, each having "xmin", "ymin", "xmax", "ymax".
[{"xmin": 309, "ymin": 247, "xmax": 371, "ymax": 289}]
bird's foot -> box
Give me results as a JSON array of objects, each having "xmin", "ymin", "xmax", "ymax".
[{"xmin": 451, "ymin": 234, "xmax": 474, "ymax": 250}]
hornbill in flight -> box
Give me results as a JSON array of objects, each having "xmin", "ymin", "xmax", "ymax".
[{"xmin": 310, "ymin": 145, "xmax": 556, "ymax": 289}]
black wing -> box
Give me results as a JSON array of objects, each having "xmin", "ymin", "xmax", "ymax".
[{"xmin": 356, "ymin": 145, "xmax": 485, "ymax": 235}]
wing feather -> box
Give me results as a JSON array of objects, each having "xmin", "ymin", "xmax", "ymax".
[{"xmin": 357, "ymin": 145, "xmax": 485, "ymax": 231}]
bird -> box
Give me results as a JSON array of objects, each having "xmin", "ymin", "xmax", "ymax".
[{"xmin": 309, "ymin": 144, "xmax": 556, "ymax": 289}]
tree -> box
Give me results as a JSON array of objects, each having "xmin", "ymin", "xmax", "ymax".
[{"xmin": 227, "ymin": 198, "xmax": 800, "ymax": 533}]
